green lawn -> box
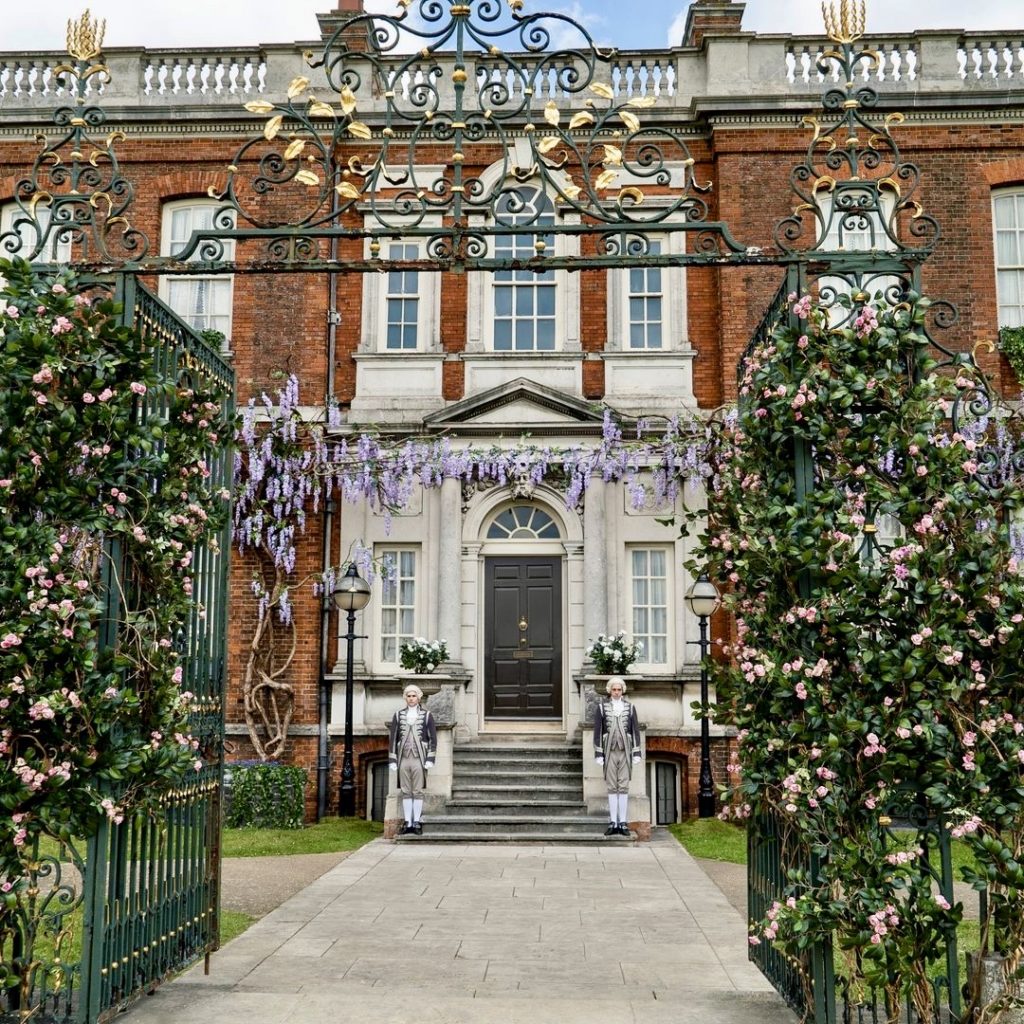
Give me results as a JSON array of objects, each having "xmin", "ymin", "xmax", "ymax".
[
  {"xmin": 668, "ymin": 818, "xmax": 748, "ymax": 864},
  {"xmin": 222, "ymin": 817, "xmax": 383, "ymax": 857}
]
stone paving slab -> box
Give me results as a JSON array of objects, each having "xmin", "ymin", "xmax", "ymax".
[{"xmin": 123, "ymin": 834, "xmax": 796, "ymax": 1024}]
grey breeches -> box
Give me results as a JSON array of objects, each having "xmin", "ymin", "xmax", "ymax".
[
  {"xmin": 399, "ymin": 753, "xmax": 426, "ymax": 799},
  {"xmin": 604, "ymin": 747, "xmax": 630, "ymax": 794}
]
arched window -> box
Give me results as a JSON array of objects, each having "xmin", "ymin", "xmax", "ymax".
[
  {"xmin": 487, "ymin": 505, "xmax": 561, "ymax": 540},
  {"xmin": 493, "ymin": 187, "xmax": 556, "ymax": 351}
]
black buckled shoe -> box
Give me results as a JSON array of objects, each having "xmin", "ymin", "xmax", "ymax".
[
  {"xmin": 412, "ymin": 823, "xmax": 423, "ymax": 835},
  {"xmin": 604, "ymin": 824, "xmax": 618, "ymax": 836},
  {"xmin": 399, "ymin": 824, "xmax": 412, "ymax": 835},
  {"xmin": 617, "ymin": 824, "xmax": 631, "ymax": 836}
]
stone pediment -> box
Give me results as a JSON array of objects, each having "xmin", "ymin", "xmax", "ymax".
[{"xmin": 424, "ymin": 378, "xmax": 608, "ymax": 435}]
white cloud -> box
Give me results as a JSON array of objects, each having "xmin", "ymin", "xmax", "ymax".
[{"xmin": 666, "ymin": 5, "xmax": 689, "ymax": 48}]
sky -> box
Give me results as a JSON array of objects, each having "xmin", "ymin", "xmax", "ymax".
[{"xmin": 0, "ymin": 1, "xmax": 1021, "ymax": 53}]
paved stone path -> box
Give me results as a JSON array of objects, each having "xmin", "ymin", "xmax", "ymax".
[{"xmin": 126, "ymin": 833, "xmax": 795, "ymax": 1024}]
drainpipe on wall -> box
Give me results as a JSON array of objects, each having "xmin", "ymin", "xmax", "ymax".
[{"xmin": 316, "ymin": 159, "xmax": 344, "ymax": 821}]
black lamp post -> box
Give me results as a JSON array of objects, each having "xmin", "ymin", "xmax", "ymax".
[
  {"xmin": 331, "ymin": 562, "xmax": 371, "ymax": 817},
  {"xmin": 685, "ymin": 572, "xmax": 721, "ymax": 819}
]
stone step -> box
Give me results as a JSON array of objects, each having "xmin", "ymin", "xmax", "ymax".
[
  {"xmin": 455, "ymin": 746, "xmax": 583, "ymax": 763},
  {"xmin": 434, "ymin": 811, "xmax": 593, "ymax": 823},
  {"xmin": 452, "ymin": 768, "xmax": 579, "ymax": 783},
  {"xmin": 442, "ymin": 799, "xmax": 587, "ymax": 814},
  {"xmin": 397, "ymin": 829, "xmax": 635, "ymax": 844},
  {"xmin": 451, "ymin": 785, "xmax": 583, "ymax": 802}
]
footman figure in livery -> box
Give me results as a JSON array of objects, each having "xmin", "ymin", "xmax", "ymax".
[
  {"xmin": 593, "ymin": 676, "xmax": 642, "ymax": 836},
  {"xmin": 388, "ymin": 684, "xmax": 437, "ymax": 835}
]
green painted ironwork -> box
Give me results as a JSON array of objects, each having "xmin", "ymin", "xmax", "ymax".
[
  {"xmin": 77, "ymin": 279, "xmax": 233, "ymax": 1022},
  {"xmin": 0, "ymin": 279, "xmax": 232, "ymax": 1024}
]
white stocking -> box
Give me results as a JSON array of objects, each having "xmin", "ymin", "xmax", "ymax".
[
  {"xmin": 412, "ymin": 798, "xmax": 423, "ymax": 823},
  {"xmin": 616, "ymin": 793, "xmax": 629, "ymax": 825},
  {"xmin": 607, "ymin": 794, "xmax": 617, "ymax": 822},
  {"xmin": 403, "ymin": 798, "xmax": 413, "ymax": 824}
]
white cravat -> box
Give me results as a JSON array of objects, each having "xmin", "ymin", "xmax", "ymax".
[{"xmin": 611, "ymin": 698, "xmax": 625, "ymax": 716}]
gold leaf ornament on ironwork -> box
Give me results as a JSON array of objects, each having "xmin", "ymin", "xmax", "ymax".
[
  {"xmin": 590, "ymin": 82, "xmax": 614, "ymax": 100},
  {"xmin": 602, "ymin": 144, "xmax": 623, "ymax": 167},
  {"xmin": 821, "ymin": 0, "xmax": 865, "ymax": 45},
  {"xmin": 66, "ymin": 9, "xmax": 106, "ymax": 62},
  {"xmin": 561, "ymin": 179, "xmax": 583, "ymax": 201},
  {"xmin": 340, "ymin": 87, "xmax": 358, "ymax": 116},
  {"xmin": 284, "ymin": 139, "xmax": 306, "ymax": 161},
  {"xmin": 568, "ymin": 111, "xmax": 594, "ymax": 130},
  {"xmin": 264, "ymin": 115, "xmax": 284, "ymax": 141},
  {"xmin": 618, "ymin": 186, "xmax": 644, "ymax": 206},
  {"xmin": 287, "ymin": 76, "xmax": 311, "ymax": 99},
  {"xmin": 309, "ymin": 100, "xmax": 335, "ymax": 118},
  {"xmin": 543, "ymin": 101, "xmax": 560, "ymax": 127},
  {"xmin": 619, "ymin": 110, "xmax": 640, "ymax": 134},
  {"xmin": 295, "ymin": 169, "xmax": 320, "ymax": 186},
  {"xmin": 594, "ymin": 168, "xmax": 618, "ymax": 190},
  {"xmin": 537, "ymin": 136, "xmax": 561, "ymax": 156},
  {"xmin": 336, "ymin": 181, "xmax": 362, "ymax": 200},
  {"xmin": 244, "ymin": 100, "xmax": 275, "ymax": 115},
  {"xmin": 626, "ymin": 96, "xmax": 656, "ymax": 109},
  {"xmin": 347, "ymin": 121, "xmax": 372, "ymax": 140}
]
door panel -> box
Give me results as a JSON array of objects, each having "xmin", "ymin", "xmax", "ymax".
[{"xmin": 485, "ymin": 556, "xmax": 562, "ymax": 718}]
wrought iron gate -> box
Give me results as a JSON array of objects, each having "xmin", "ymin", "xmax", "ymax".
[{"xmin": 0, "ymin": 282, "xmax": 233, "ymax": 1024}]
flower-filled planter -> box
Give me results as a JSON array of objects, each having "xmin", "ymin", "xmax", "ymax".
[
  {"xmin": 399, "ymin": 637, "xmax": 449, "ymax": 674},
  {"xmin": 585, "ymin": 632, "xmax": 642, "ymax": 674}
]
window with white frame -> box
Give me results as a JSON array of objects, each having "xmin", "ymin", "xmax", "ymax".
[
  {"xmin": 159, "ymin": 200, "xmax": 234, "ymax": 344},
  {"xmin": 0, "ymin": 203, "xmax": 72, "ymax": 264},
  {"xmin": 993, "ymin": 190, "xmax": 1024, "ymax": 328},
  {"xmin": 608, "ymin": 232, "xmax": 685, "ymax": 351},
  {"xmin": 493, "ymin": 187, "xmax": 556, "ymax": 351},
  {"xmin": 630, "ymin": 547, "xmax": 670, "ymax": 666},
  {"xmin": 378, "ymin": 548, "xmax": 418, "ymax": 664},
  {"xmin": 385, "ymin": 242, "xmax": 420, "ymax": 349},
  {"xmin": 628, "ymin": 239, "xmax": 663, "ymax": 349}
]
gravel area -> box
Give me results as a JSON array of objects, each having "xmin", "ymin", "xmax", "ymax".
[{"xmin": 219, "ymin": 851, "xmax": 352, "ymax": 917}]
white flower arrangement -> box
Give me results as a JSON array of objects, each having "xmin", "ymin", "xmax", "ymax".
[
  {"xmin": 399, "ymin": 637, "xmax": 449, "ymax": 674},
  {"xmin": 585, "ymin": 631, "xmax": 643, "ymax": 674}
]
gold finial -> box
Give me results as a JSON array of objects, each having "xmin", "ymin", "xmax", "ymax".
[
  {"xmin": 821, "ymin": 0, "xmax": 865, "ymax": 45},
  {"xmin": 67, "ymin": 9, "xmax": 106, "ymax": 62}
]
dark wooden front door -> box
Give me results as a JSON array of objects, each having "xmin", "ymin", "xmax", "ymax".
[{"xmin": 484, "ymin": 556, "xmax": 562, "ymax": 718}]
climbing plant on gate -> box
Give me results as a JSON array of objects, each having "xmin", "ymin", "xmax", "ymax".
[
  {"xmin": 232, "ymin": 377, "xmax": 717, "ymax": 760},
  {"xmin": 0, "ymin": 259, "xmax": 231, "ymax": 895},
  {"xmin": 693, "ymin": 289, "xmax": 1024, "ymax": 1021}
]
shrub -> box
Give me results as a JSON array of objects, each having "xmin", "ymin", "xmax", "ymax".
[
  {"xmin": 585, "ymin": 632, "xmax": 643, "ymax": 674},
  {"xmin": 224, "ymin": 762, "xmax": 307, "ymax": 829},
  {"xmin": 399, "ymin": 637, "xmax": 448, "ymax": 674}
]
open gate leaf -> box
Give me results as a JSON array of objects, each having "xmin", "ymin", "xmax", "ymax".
[
  {"xmin": 347, "ymin": 121, "xmax": 372, "ymax": 140},
  {"xmin": 264, "ymin": 115, "xmax": 284, "ymax": 141}
]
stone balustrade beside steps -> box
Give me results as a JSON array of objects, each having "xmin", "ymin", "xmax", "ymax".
[{"xmin": 398, "ymin": 740, "xmax": 631, "ymax": 844}]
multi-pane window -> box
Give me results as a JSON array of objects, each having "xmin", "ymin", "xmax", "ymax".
[
  {"xmin": 493, "ymin": 188, "xmax": 556, "ymax": 351},
  {"xmin": 0, "ymin": 203, "xmax": 72, "ymax": 264},
  {"xmin": 629, "ymin": 239, "xmax": 663, "ymax": 349},
  {"xmin": 379, "ymin": 549, "xmax": 417, "ymax": 663},
  {"xmin": 160, "ymin": 201, "xmax": 234, "ymax": 343},
  {"xmin": 631, "ymin": 548, "xmax": 669, "ymax": 665},
  {"xmin": 386, "ymin": 243, "xmax": 419, "ymax": 349},
  {"xmin": 487, "ymin": 506, "xmax": 561, "ymax": 540},
  {"xmin": 993, "ymin": 190, "xmax": 1024, "ymax": 327}
]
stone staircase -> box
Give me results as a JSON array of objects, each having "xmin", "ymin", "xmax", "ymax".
[{"xmin": 399, "ymin": 739, "xmax": 633, "ymax": 843}]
